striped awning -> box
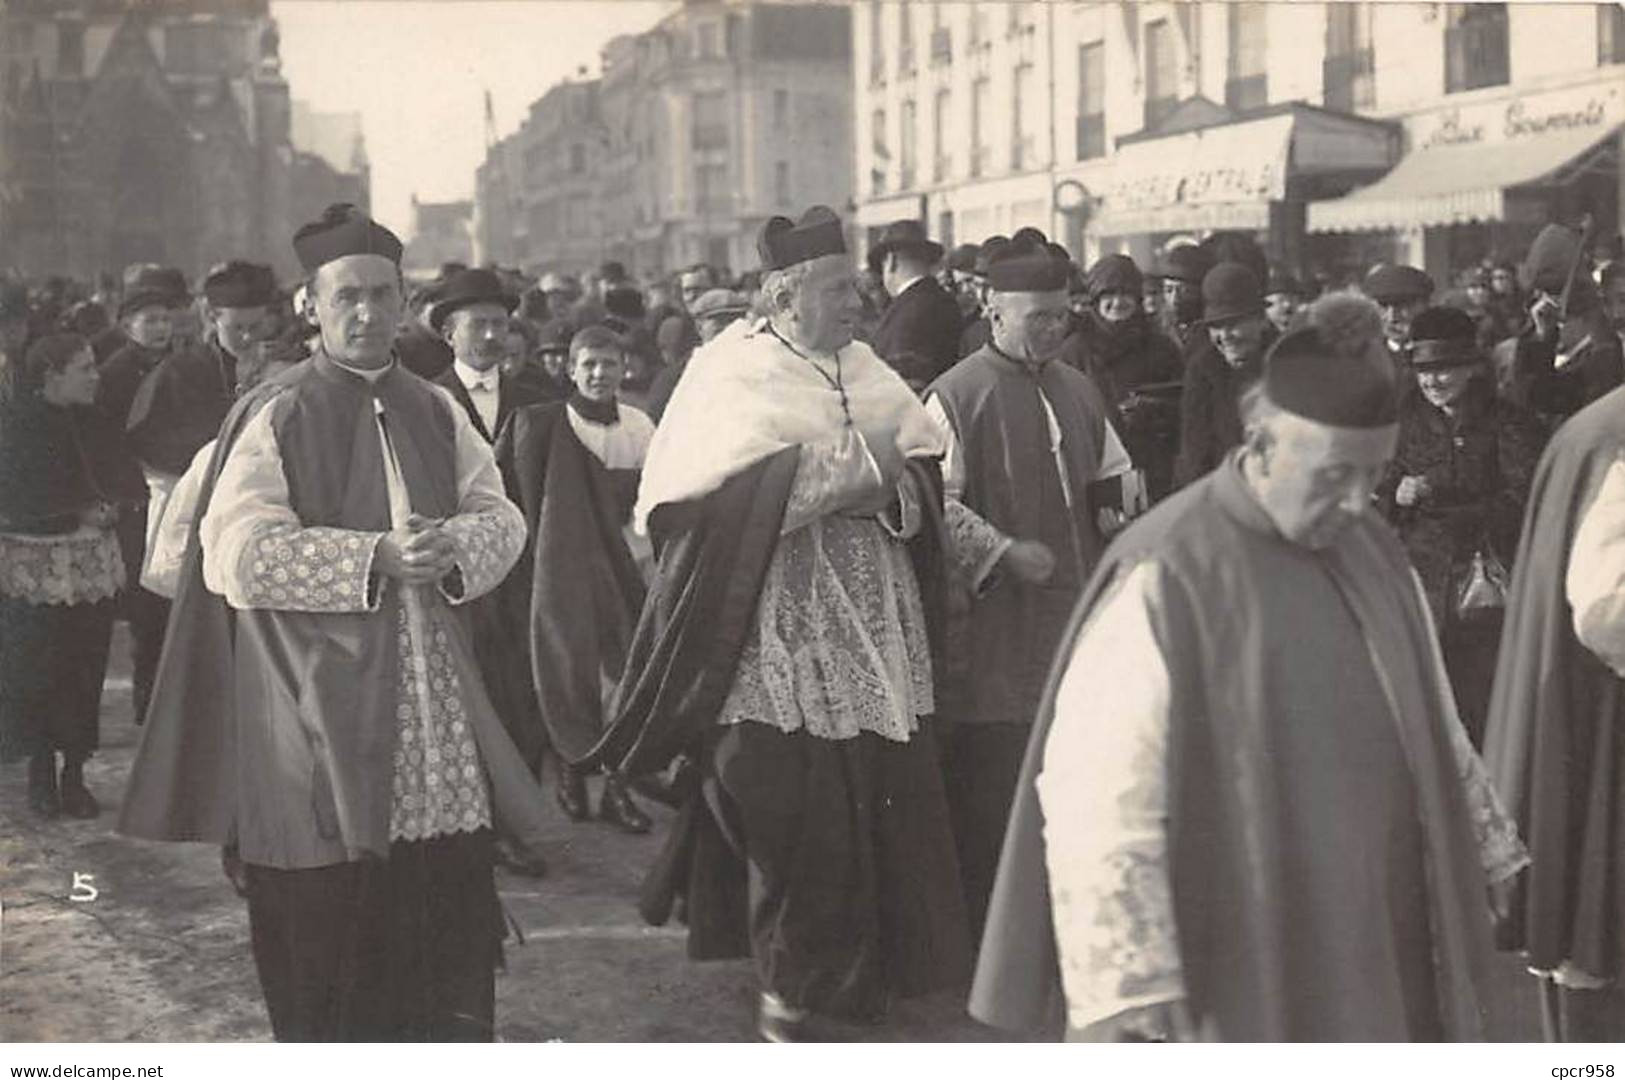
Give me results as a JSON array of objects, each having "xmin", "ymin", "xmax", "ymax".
[{"xmin": 1308, "ymin": 122, "xmax": 1621, "ymax": 233}]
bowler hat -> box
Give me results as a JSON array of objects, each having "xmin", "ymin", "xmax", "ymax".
[
  {"xmin": 867, "ymin": 219, "xmax": 944, "ymax": 275},
  {"xmin": 1158, "ymin": 244, "xmax": 1211, "ymax": 284},
  {"xmin": 1264, "ymin": 266, "xmax": 1303, "ymax": 298},
  {"xmin": 1361, "ymin": 264, "xmax": 1434, "ymax": 305},
  {"xmin": 429, "ymin": 268, "xmax": 517, "ymax": 333},
  {"xmin": 1199, "ymin": 263, "xmax": 1264, "ymax": 326}
]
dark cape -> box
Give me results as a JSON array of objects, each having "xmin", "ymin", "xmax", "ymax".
[
  {"xmin": 1483, "ymin": 385, "xmax": 1625, "ymax": 978},
  {"xmin": 494, "ymin": 401, "xmax": 647, "ymax": 766},
  {"xmin": 0, "ymin": 392, "xmax": 146, "ymax": 534},
  {"xmin": 587, "ymin": 451, "xmax": 949, "ymax": 951},
  {"xmin": 124, "ymin": 343, "xmax": 237, "ymax": 475},
  {"xmin": 971, "ymin": 455, "xmax": 1501, "ymax": 1040},
  {"xmin": 118, "ymin": 354, "xmax": 551, "ymax": 867}
]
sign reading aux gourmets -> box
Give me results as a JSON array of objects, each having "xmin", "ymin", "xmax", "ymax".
[
  {"xmin": 1412, "ymin": 78, "xmax": 1623, "ymax": 151},
  {"xmin": 1103, "ymin": 114, "xmax": 1295, "ymax": 213}
]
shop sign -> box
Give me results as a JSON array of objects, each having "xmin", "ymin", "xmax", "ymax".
[
  {"xmin": 1103, "ymin": 114, "xmax": 1294, "ymax": 213},
  {"xmin": 1412, "ymin": 80, "xmax": 1623, "ymax": 151}
]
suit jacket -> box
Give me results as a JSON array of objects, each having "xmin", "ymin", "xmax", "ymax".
[
  {"xmin": 433, "ymin": 365, "xmax": 551, "ymax": 444},
  {"xmin": 871, "ymin": 276, "xmax": 964, "ymax": 386}
]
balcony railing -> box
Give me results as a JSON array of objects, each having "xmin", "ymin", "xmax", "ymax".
[
  {"xmin": 1224, "ymin": 73, "xmax": 1268, "ymax": 111},
  {"xmin": 1075, "ymin": 113, "xmax": 1105, "ymax": 161},
  {"xmin": 1445, "ymin": 16, "xmax": 1509, "ymax": 93},
  {"xmin": 930, "ymin": 27, "xmax": 951, "ymax": 65},
  {"xmin": 1323, "ymin": 49, "xmax": 1376, "ymax": 111}
]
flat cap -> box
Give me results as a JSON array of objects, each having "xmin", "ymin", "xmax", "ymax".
[{"xmin": 1361, "ymin": 264, "xmax": 1434, "ymax": 305}]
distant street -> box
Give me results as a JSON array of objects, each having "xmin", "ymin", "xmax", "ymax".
[{"xmin": 2, "ymin": 627, "xmax": 1001, "ymax": 1043}]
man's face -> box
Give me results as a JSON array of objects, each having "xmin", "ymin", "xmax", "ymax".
[
  {"xmin": 1417, "ymin": 363, "xmax": 1479, "ymax": 411},
  {"xmin": 991, "ymin": 289, "xmax": 1072, "ymax": 362},
  {"xmin": 1491, "ymin": 268, "xmax": 1516, "ymax": 296},
  {"xmin": 1378, "ymin": 297, "xmax": 1427, "ymax": 346},
  {"xmin": 1251, "ymin": 411, "xmax": 1396, "ymax": 551},
  {"xmin": 540, "ymin": 348, "xmax": 569, "ymax": 379},
  {"xmin": 1208, "ymin": 313, "xmax": 1266, "ymax": 367},
  {"xmin": 1162, "ymin": 278, "xmax": 1200, "ymax": 320},
  {"xmin": 1604, "ymin": 275, "xmax": 1625, "ymax": 331},
  {"xmin": 1141, "ymin": 281, "xmax": 1161, "ymax": 316},
  {"xmin": 310, "ymin": 255, "xmax": 404, "ymax": 367},
  {"xmin": 45, "ymin": 347, "xmax": 100, "ymax": 407},
  {"xmin": 572, "ymin": 346, "xmax": 624, "ymax": 402},
  {"xmin": 211, "ymin": 305, "xmax": 271, "ymax": 363},
  {"xmin": 125, "ymin": 305, "xmax": 174, "ymax": 349},
  {"xmin": 1094, "ymin": 291, "xmax": 1138, "ymax": 325},
  {"xmin": 784, "ymin": 255, "xmax": 862, "ymax": 354},
  {"xmin": 1465, "ymin": 283, "xmax": 1490, "ymax": 309},
  {"xmin": 678, "ymin": 271, "xmax": 712, "ymax": 309},
  {"xmin": 1264, "ymin": 292, "xmax": 1297, "ymax": 333},
  {"xmin": 444, "ymin": 302, "xmax": 510, "ymax": 373}
]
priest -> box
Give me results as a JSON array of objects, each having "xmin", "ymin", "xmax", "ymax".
[
  {"xmin": 972, "ymin": 305, "xmax": 1526, "ymax": 1041},
  {"xmin": 924, "ymin": 246, "xmax": 1132, "ymax": 937},
  {"xmin": 118, "ymin": 204, "xmax": 545, "ymax": 1042},
  {"xmin": 588, "ymin": 206, "xmax": 970, "ymax": 1041}
]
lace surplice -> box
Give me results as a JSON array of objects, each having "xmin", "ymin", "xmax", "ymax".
[{"xmin": 718, "ymin": 429, "xmax": 934, "ymax": 743}]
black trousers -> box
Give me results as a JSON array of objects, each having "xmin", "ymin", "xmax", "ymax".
[
  {"xmin": 245, "ymin": 830, "xmax": 500, "ymax": 1042},
  {"xmin": 710, "ymin": 722, "xmax": 970, "ymax": 1019},
  {"xmin": 0, "ymin": 595, "xmax": 114, "ymax": 764},
  {"xmin": 940, "ymin": 722, "xmax": 1031, "ymax": 943}
]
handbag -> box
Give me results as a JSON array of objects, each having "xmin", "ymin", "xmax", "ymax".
[{"xmin": 1455, "ymin": 545, "xmax": 1509, "ymax": 623}]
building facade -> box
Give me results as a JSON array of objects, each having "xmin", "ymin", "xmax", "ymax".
[
  {"xmin": 289, "ymin": 99, "xmax": 371, "ymax": 226},
  {"xmin": 475, "ymin": 0, "xmax": 853, "ymax": 280},
  {"xmin": 0, "ymin": 0, "xmax": 361, "ymax": 284},
  {"xmin": 403, "ymin": 196, "xmax": 473, "ymax": 275},
  {"xmin": 854, "ymin": 1, "xmax": 1625, "ymax": 288}
]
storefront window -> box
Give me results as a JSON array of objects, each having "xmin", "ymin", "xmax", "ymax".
[{"xmin": 1445, "ymin": 4, "xmax": 1509, "ymax": 93}]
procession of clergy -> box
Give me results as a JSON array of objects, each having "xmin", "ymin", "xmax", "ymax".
[{"xmin": 7, "ymin": 196, "xmax": 1625, "ymax": 1043}]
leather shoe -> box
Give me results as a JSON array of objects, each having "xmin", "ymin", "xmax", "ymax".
[
  {"xmin": 556, "ymin": 766, "xmax": 590, "ymax": 822},
  {"xmin": 27, "ymin": 752, "xmax": 60, "ymax": 818},
  {"xmin": 58, "ymin": 760, "xmax": 100, "ymax": 820},
  {"xmin": 599, "ymin": 774, "xmax": 652, "ymax": 834},
  {"xmin": 494, "ymin": 835, "xmax": 549, "ymax": 878}
]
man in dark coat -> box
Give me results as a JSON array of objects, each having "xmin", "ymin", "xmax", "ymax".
[
  {"xmin": 394, "ymin": 280, "xmax": 455, "ymax": 380},
  {"xmin": 1157, "ymin": 243, "xmax": 1211, "ymax": 360},
  {"xmin": 1173, "ymin": 263, "xmax": 1274, "ymax": 488},
  {"xmin": 427, "ymin": 268, "xmax": 555, "ymax": 876},
  {"xmin": 869, "ymin": 220, "xmax": 963, "ymax": 389},
  {"xmin": 957, "ymin": 236, "xmax": 1008, "ymax": 358},
  {"xmin": 1511, "ymin": 222, "xmax": 1624, "ymax": 422},
  {"xmin": 1362, "ymin": 263, "xmax": 1435, "ymax": 386}
]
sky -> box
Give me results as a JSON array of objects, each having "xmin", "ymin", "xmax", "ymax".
[{"xmin": 272, "ymin": 1, "xmax": 671, "ymax": 236}]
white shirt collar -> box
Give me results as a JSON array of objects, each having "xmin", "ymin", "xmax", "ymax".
[
  {"xmin": 328, "ymin": 354, "xmax": 393, "ymax": 384},
  {"xmin": 453, "ymin": 359, "xmax": 500, "ymax": 392}
]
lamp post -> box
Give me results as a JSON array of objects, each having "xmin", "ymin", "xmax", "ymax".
[{"xmin": 1053, "ymin": 178, "xmax": 1095, "ymax": 263}]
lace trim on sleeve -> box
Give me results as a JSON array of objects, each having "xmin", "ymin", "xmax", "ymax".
[{"xmin": 239, "ymin": 523, "xmax": 382, "ymax": 613}]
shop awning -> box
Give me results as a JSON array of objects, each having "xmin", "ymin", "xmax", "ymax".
[
  {"xmin": 1093, "ymin": 102, "xmax": 1397, "ymax": 237},
  {"xmin": 1308, "ymin": 122, "xmax": 1622, "ymax": 233}
]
